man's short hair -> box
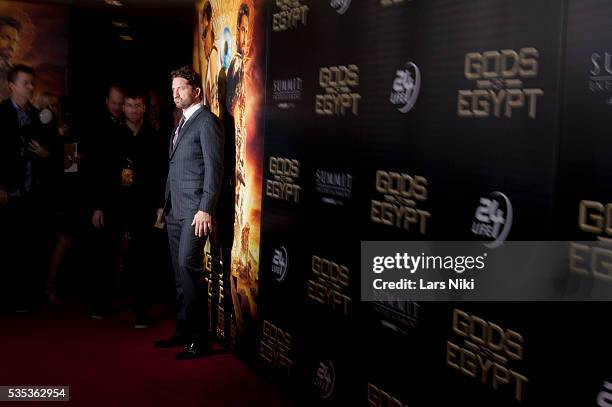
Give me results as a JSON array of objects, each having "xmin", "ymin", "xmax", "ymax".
[
  {"xmin": 171, "ymin": 66, "xmax": 202, "ymax": 92},
  {"xmin": 124, "ymin": 88, "xmax": 146, "ymax": 104},
  {"xmin": 8, "ymin": 64, "xmax": 34, "ymax": 83},
  {"xmin": 107, "ymin": 84, "xmax": 125, "ymax": 98},
  {"xmin": 0, "ymin": 16, "xmax": 21, "ymax": 33}
]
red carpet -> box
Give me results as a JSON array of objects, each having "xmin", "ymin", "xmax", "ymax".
[{"xmin": 0, "ymin": 305, "xmax": 294, "ymax": 407}]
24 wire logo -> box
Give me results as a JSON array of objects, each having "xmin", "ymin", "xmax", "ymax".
[
  {"xmin": 314, "ymin": 360, "xmax": 335, "ymax": 399},
  {"xmin": 271, "ymin": 247, "xmax": 288, "ymax": 282},
  {"xmin": 598, "ymin": 381, "xmax": 612, "ymax": 406},
  {"xmin": 330, "ymin": 0, "xmax": 351, "ymax": 14},
  {"xmin": 471, "ymin": 191, "xmax": 513, "ymax": 248},
  {"xmin": 390, "ymin": 62, "xmax": 421, "ymax": 113}
]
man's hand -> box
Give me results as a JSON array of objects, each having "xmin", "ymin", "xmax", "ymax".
[
  {"xmin": 92, "ymin": 210, "xmax": 104, "ymax": 229},
  {"xmin": 74, "ymin": 152, "xmax": 85, "ymax": 164},
  {"xmin": 0, "ymin": 189, "xmax": 8, "ymax": 207},
  {"xmin": 191, "ymin": 210, "xmax": 212, "ymax": 238},
  {"xmin": 58, "ymin": 124, "xmax": 70, "ymax": 137},
  {"xmin": 28, "ymin": 140, "xmax": 49, "ymax": 158},
  {"xmin": 154, "ymin": 208, "xmax": 166, "ymax": 229}
]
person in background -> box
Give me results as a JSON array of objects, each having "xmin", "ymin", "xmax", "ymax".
[
  {"xmin": 146, "ymin": 89, "xmax": 174, "ymax": 306},
  {"xmin": 117, "ymin": 89, "xmax": 164, "ymax": 328},
  {"xmin": 35, "ymin": 92, "xmax": 81, "ymax": 304},
  {"xmin": 147, "ymin": 89, "xmax": 173, "ymax": 164},
  {"xmin": 146, "ymin": 90, "xmax": 167, "ymax": 133},
  {"xmin": 87, "ymin": 84, "xmax": 126, "ymax": 318},
  {"xmin": 0, "ymin": 65, "xmax": 52, "ymax": 311}
]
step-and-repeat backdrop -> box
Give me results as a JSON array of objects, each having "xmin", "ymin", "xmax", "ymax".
[{"xmin": 195, "ymin": 1, "xmax": 612, "ymax": 405}]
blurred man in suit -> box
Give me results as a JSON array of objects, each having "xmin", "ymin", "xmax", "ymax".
[
  {"xmin": 118, "ymin": 90, "xmax": 164, "ymax": 328},
  {"xmin": 154, "ymin": 66, "xmax": 224, "ymax": 360},
  {"xmin": 88, "ymin": 85, "xmax": 125, "ymax": 318},
  {"xmin": 0, "ymin": 64, "xmax": 51, "ymax": 310}
]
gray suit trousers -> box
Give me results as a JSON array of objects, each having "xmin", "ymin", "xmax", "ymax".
[{"xmin": 166, "ymin": 210, "xmax": 208, "ymax": 338}]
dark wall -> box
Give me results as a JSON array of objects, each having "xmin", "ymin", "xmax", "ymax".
[
  {"xmin": 55, "ymin": 4, "xmax": 193, "ymax": 303},
  {"xmin": 67, "ymin": 5, "xmax": 193, "ymax": 121},
  {"xmin": 255, "ymin": 1, "xmax": 612, "ymax": 406}
]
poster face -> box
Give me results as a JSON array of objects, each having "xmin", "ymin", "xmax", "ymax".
[
  {"xmin": 193, "ymin": 0, "xmax": 264, "ymax": 339},
  {"xmin": 0, "ymin": 1, "xmax": 68, "ymax": 101}
]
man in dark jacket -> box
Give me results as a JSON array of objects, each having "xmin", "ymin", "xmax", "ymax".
[
  {"xmin": 88, "ymin": 87, "xmax": 166, "ymax": 325},
  {"xmin": 0, "ymin": 64, "xmax": 51, "ymax": 310},
  {"xmin": 86, "ymin": 85, "xmax": 126, "ymax": 318}
]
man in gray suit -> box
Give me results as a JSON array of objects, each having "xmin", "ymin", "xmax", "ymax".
[{"xmin": 154, "ymin": 66, "xmax": 224, "ymax": 360}]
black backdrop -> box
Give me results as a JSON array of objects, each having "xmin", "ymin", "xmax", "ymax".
[{"xmin": 222, "ymin": 0, "xmax": 612, "ymax": 405}]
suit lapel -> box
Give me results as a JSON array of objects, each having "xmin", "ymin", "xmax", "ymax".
[{"xmin": 169, "ymin": 106, "xmax": 204, "ymax": 159}]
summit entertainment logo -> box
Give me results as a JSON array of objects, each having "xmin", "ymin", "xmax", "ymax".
[
  {"xmin": 590, "ymin": 52, "xmax": 612, "ymax": 105},
  {"xmin": 330, "ymin": 0, "xmax": 351, "ymax": 14},
  {"xmin": 273, "ymin": 77, "xmax": 303, "ymax": 109},
  {"xmin": 471, "ymin": 191, "xmax": 513, "ymax": 248},
  {"xmin": 315, "ymin": 169, "xmax": 353, "ymax": 206},
  {"xmin": 372, "ymin": 292, "xmax": 420, "ymax": 334},
  {"xmin": 390, "ymin": 62, "xmax": 420, "ymax": 113}
]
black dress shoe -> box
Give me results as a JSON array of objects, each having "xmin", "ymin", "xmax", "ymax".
[
  {"xmin": 175, "ymin": 341, "xmax": 213, "ymax": 360},
  {"xmin": 153, "ymin": 333, "xmax": 190, "ymax": 348}
]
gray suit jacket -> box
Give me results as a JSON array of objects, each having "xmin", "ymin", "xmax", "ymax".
[{"xmin": 164, "ymin": 104, "xmax": 224, "ymax": 220}]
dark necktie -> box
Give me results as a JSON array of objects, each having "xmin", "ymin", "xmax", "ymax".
[{"xmin": 172, "ymin": 115, "xmax": 186, "ymax": 148}]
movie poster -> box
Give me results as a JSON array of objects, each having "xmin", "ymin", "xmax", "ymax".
[
  {"xmin": 193, "ymin": 0, "xmax": 264, "ymax": 342},
  {"xmin": 0, "ymin": 1, "xmax": 68, "ymax": 102}
]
